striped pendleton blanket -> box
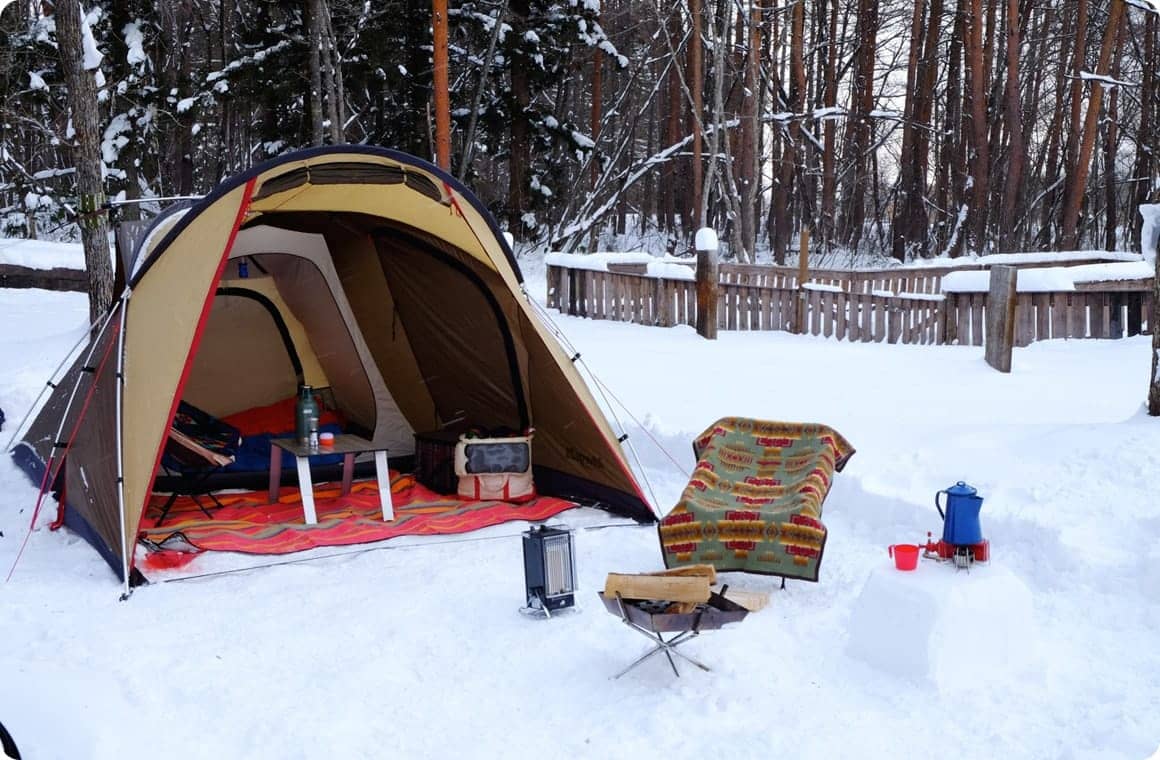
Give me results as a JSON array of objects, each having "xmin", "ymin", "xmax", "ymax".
[{"xmin": 659, "ymin": 418, "xmax": 855, "ymax": 583}]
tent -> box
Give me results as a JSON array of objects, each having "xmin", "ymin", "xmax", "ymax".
[{"xmin": 11, "ymin": 146, "xmax": 654, "ymax": 591}]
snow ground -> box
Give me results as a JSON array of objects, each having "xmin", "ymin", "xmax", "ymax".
[{"xmin": 2, "ymin": 261, "xmax": 1159, "ymax": 759}]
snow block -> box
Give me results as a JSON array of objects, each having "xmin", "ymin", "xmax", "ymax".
[
  {"xmin": 845, "ymin": 561, "xmax": 1037, "ymax": 691},
  {"xmin": 1140, "ymin": 204, "xmax": 1160, "ymax": 261}
]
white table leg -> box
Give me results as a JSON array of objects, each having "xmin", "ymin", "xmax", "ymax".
[
  {"xmin": 296, "ymin": 456, "xmax": 317, "ymax": 524},
  {"xmin": 374, "ymin": 450, "xmax": 393, "ymax": 521}
]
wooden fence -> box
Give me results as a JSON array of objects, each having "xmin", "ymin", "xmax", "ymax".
[
  {"xmin": 545, "ymin": 262, "xmax": 1154, "ymax": 345},
  {"xmin": 0, "ymin": 263, "xmax": 87, "ymax": 292}
]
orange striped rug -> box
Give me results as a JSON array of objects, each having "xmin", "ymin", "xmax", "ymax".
[{"xmin": 139, "ymin": 473, "xmax": 577, "ymax": 555}]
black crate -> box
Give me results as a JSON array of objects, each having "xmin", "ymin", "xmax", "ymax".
[{"xmin": 413, "ymin": 431, "xmax": 461, "ymax": 494}]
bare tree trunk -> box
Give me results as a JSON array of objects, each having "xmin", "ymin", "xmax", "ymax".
[
  {"xmin": 703, "ymin": 0, "xmax": 745, "ymax": 258},
  {"xmin": 738, "ymin": 0, "xmax": 761, "ymax": 259},
  {"xmin": 965, "ymin": 0, "xmax": 991, "ymax": 253},
  {"xmin": 772, "ymin": 2, "xmax": 805, "ymax": 264},
  {"xmin": 998, "ymin": 0, "xmax": 1025, "ymax": 252},
  {"xmin": 1061, "ymin": 0, "xmax": 1126, "ymax": 251},
  {"xmin": 321, "ymin": 6, "xmax": 346, "ymax": 138},
  {"xmin": 591, "ymin": 2, "xmax": 603, "ymax": 189},
  {"xmin": 307, "ymin": 0, "xmax": 325, "ymax": 145},
  {"xmin": 789, "ymin": 0, "xmax": 808, "ymax": 233},
  {"xmin": 432, "ymin": 0, "xmax": 451, "ymax": 169},
  {"xmin": 458, "ymin": 0, "xmax": 507, "ymax": 180},
  {"xmin": 892, "ymin": 0, "xmax": 941, "ymax": 261},
  {"xmin": 690, "ymin": 0, "xmax": 705, "ymax": 227},
  {"xmin": 837, "ymin": 0, "xmax": 877, "ymax": 251},
  {"xmin": 939, "ymin": 1, "xmax": 967, "ymax": 257},
  {"xmin": 55, "ymin": 0, "xmax": 114, "ymax": 324},
  {"xmin": 1037, "ymin": 3, "xmax": 1073, "ymax": 247},
  {"xmin": 1131, "ymin": 14, "xmax": 1156, "ymax": 254},
  {"xmin": 508, "ymin": 0, "xmax": 532, "ymax": 232},
  {"xmin": 891, "ymin": 0, "xmax": 926, "ymax": 262},
  {"xmin": 820, "ymin": 0, "xmax": 837, "ymax": 251},
  {"xmin": 319, "ymin": 0, "xmax": 342, "ymax": 144},
  {"xmin": 1102, "ymin": 18, "xmax": 1125, "ymax": 251},
  {"xmin": 662, "ymin": 7, "xmax": 681, "ymax": 235},
  {"xmin": 1060, "ymin": 0, "xmax": 1090, "ymax": 245}
]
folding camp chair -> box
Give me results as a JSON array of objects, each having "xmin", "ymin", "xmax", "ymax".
[{"xmin": 153, "ymin": 427, "xmax": 237, "ymax": 525}]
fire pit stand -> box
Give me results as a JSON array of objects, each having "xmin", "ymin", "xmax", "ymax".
[{"xmin": 598, "ymin": 590, "xmax": 748, "ymax": 678}]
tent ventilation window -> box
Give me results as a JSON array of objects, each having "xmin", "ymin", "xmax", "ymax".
[{"xmin": 252, "ymin": 163, "xmax": 446, "ymax": 206}]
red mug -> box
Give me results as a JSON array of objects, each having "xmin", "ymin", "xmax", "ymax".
[{"xmin": 889, "ymin": 544, "xmax": 920, "ymax": 571}]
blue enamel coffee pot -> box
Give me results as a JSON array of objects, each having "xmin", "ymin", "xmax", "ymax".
[{"xmin": 935, "ymin": 481, "xmax": 984, "ymax": 545}]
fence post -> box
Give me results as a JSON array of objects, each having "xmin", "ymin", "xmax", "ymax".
[
  {"xmin": 985, "ymin": 265, "xmax": 1018, "ymax": 372},
  {"xmin": 795, "ymin": 227, "xmax": 810, "ymax": 334},
  {"xmin": 695, "ymin": 228, "xmax": 719, "ymax": 339}
]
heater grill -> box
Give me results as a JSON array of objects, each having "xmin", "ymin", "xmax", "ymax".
[
  {"xmin": 523, "ymin": 526, "xmax": 576, "ymax": 613},
  {"xmin": 543, "ymin": 533, "xmax": 574, "ymax": 597}
]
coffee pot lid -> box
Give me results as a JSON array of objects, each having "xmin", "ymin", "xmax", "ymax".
[{"xmin": 945, "ymin": 481, "xmax": 977, "ymax": 497}]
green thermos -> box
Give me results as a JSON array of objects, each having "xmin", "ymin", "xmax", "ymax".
[{"xmin": 295, "ymin": 385, "xmax": 320, "ymax": 447}]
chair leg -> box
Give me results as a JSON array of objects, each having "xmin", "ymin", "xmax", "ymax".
[
  {"xmin": 154, "ymin": 491, "xmax": 180, "ymax": 526},
  {"xmin": 188, "ymin": 494, "xmax": 216, "ymax": 520}
]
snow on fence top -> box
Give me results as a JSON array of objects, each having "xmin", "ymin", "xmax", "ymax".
[
  {"xmin": 0, "ymin": 238, "xmax": 86, "ymax": 270},
  {"xmin": 544, "ymin": 251, "xmax": 696, "ymax": 280},
  {"xmin": 544, "ymin": 251, "xmax": 654, "ymax": 271},
  {"xmin": 940, "ymin": 261, "xmax": 1153, "ymax": 293},
  {"xmin": 901, "ymin": 249, "xmax": 1143, "ymax": 269}
]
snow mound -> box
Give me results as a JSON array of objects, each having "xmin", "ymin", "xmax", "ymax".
[{"xmin": 846, "ymin": 562, "xmax": 1038, "ymax": 692}]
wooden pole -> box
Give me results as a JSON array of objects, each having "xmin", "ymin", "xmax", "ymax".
[
  {"xmin": 795, "ymin": 227, "xmax": 810, "ymax": 334},
  {"xmin": 1150, "ymin": 204, "xmax": 1160, "ymax": 414},
  {"xmin": 432, "ymin": 0, "xmax": 451, "ymax": 170},
  {"xmin": 695, "ymin": 228, "xmax": 719, "ymax": 339},
  {"xmin": 985, "ymin": 265, "xmax": 1018, "ymax": 372}
]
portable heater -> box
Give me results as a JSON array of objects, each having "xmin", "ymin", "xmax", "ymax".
[{"xmin": 522, "ymin": 525, "xmax": 576, "ymax": 616}]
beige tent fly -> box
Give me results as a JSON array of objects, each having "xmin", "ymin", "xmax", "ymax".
[{"xmin": 12, "ymin": 147, "xmax": 654, "ymax": 592}]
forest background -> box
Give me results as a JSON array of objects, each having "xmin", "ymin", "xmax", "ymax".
[{"xmin": 0, "ymin": 0, "xmax": 1158, "ymax": 267}]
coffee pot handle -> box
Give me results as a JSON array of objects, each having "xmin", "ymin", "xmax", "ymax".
[{"xmin": 935, "ymin": 490, "xmax": 946, "ymax": 520}]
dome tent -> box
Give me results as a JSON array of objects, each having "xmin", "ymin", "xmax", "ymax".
[{"xmin": 11, "ymin": 146, "xmax": 654, "ymax": 593}]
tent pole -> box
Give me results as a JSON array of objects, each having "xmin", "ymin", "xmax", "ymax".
[
  {"xmin": 3, "ymin": 297, "xmax": 124, "ymax": 453},
  {"xmin": 5, "ymin": 300, "xmax": 126, "ymax": 584},
  {"xmin": 113, "ymin": 296, "xmax": 131, "ymax": 599},
  {"xmin": 32, "ymin": 301, "xmax": 123, "ymax": 499}
]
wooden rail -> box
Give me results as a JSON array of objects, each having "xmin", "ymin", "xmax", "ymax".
[
  {"xmin": 546, "ymin": 263, "xmax": 1153, "ymax": 345},
  {"xmin": 715, "ymin": 257, "xmax": 1130, "ymax": 295},
  {"xmin": 0, "ymin": 263, "xmax": 87, "ymax": 292}
]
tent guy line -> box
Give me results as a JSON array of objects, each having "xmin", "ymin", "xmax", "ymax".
[{"xmin": 524, "ymin": 292, "xmax": 689, "ymax": 478}]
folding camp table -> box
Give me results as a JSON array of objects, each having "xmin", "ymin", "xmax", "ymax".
[
  {"xmin": 268, "ymin": 435, "xmax": 393, "ymax": 524},
  {"xmin": 597, "ymin": 591, "xmax": 748, "ymax": 678}
]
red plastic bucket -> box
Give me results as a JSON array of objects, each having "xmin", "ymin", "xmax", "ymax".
[{"xmin": 889, "ymin": 544, "xmax": 920, "ymax": 571}]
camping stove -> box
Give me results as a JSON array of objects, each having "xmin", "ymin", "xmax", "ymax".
[
  {"xmin": 923, "ymin": 481, "xmax": 990, "ymax": 569},
  {"xmin": 923, "ymin": 534, "xmax": 990, "ymax": 566}
]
